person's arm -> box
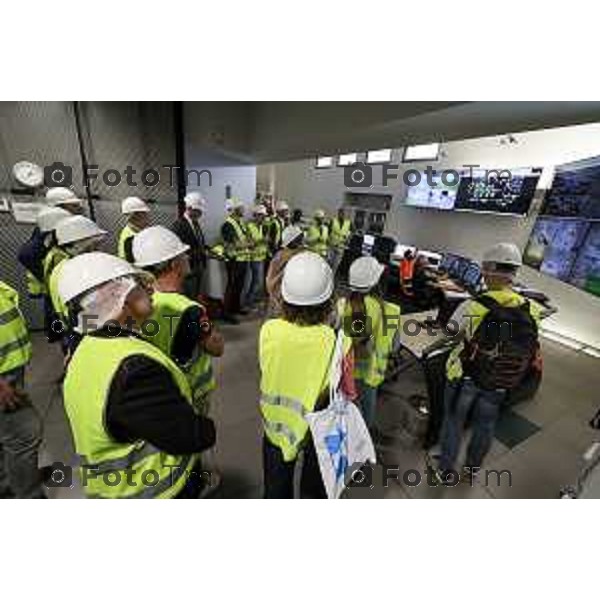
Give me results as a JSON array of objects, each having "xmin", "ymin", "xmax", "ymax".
[
  {"xmin": 423, "ymin": 301, "xmax": 470, "ymax": 356},
  {"xmin": 18, "ymin": 233, "xmax": 45, "ymax": 278},
  {"xmin": 105, "ymin": 355, "xmax": 216, "ymax": 455}
]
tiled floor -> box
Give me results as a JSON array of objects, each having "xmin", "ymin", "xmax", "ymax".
[{"xmin": 25, "ymin": 313, "xmax": 600, "ymax": 499}]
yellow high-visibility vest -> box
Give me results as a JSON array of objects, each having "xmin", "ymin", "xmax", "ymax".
[
  {"xmin": 338, "ymin": 295, "xmax": 401, "ymax": 388},
  {"xmin": 246, "ymin": 220, "xmax": 268, "ymax": 261},
  {"xmin": 42, "ymin": 246, "xmax": 69, "ymax": 286},
  {"xmin": 330, "ymin": 218, "xmax": 352, "ymax": 249},
  {"xmin": 0, "ymin": 281, "xmax": 32, "ymax": 375},
  {"xmin": 63, "ymin": 334, "xmax": 199, "ymax": 499},
  {"xmin": 306, "ymin": 223, "xmax": 329, "ymax": 257},
  {"xmin": 26, "ymin": 270, "xmax": 46, "ymax": 297},
  {"xmin": 224, "ymin": 216, "xmax": 251, "ymax": 261},
  {"xmin": 143, "ymin": 291, "xmax": 216, "ymax": 414},
  {"xmin": 118, "ymin": 224, "xmax": 138, "ymax": 261},
  {"xmin": 259, "ymin": 319, "xmax": 336, "ymax": 461},
  {"xmin": 446, "ymin": 288, "xmax": 542, "ymax": 381}
]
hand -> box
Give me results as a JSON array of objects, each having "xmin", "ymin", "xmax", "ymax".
[
  {"xmin": 0, "ymin": 379, "xmax": 27, "ymax": 412},
  {"xmin": 203, "ymin": 330, "xmax": 225, "ymax": 357}
]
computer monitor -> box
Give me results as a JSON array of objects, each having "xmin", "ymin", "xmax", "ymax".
[
  {"xmin": 462, "ymin": 263, "xmax": 483, "ymax": 292},
  {"xmin": 362, "ymin": 234, "xmax": 375, "ymax": 256},
  {"xmin": 393, "ymin": 243, "xmax": 417, "ymax": 259},
  {"xmin": 440, "ymin": 253, "xmax": 458, "ymax": 273},
  {"xmin": 417, "ymin": 250, "xmax": 442, "ymax": 268},
  {"xmin": 446, "ymin": 256, "xmax": 468, "ymax": 280}
]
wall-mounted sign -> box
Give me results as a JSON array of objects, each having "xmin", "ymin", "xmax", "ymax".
[{"xmin": 11, "ymin": 201, "xmax": 43, "ymax": 224}]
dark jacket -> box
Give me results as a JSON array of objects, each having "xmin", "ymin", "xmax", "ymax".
[
  {"xmin": 17, "ymin": 227, "xmax": 47, "ymax": 281},
  {"xmin": 171, "ymin": 216, "xmax": 207, "ymax": 272},
  {"xmin": 92, "ymin": 327, "xmax": 216, "ymax": 455}
]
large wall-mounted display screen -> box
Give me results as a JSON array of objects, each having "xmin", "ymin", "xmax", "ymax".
[
  {"xmin": 403, "ymin": 167, "xmax": 540, "ymax": 215},
  {"xmin": 454, "ymin": 168, "xmax": 541, "ymax": 215},
  {"xmin": 405, "ymin": 172, "xmax": 459, "ymax": 210},
  {"xmin": 524, "ymin": 159, "xmax": 600, "ymax": 298}
]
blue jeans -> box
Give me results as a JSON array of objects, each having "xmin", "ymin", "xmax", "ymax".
[
  {"xmin": 357, "ymin": 381, "xmax": 378, "ymax": 429},
  {"xmin": 438, "ymin": 378, "xmax": 505, "ymax": 471},
  {"xmin": 241, "ymin": 261, "xmax": 264, "ymax": 307}
]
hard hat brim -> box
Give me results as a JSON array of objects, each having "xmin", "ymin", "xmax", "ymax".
[
  {"xmin": 348, "ymin": 262, "xmax": 385, "ymax": 291},
  {"xmin": 134, "ymin": 244, "xmax": 190, "ymax": 268},
  {"xmin": 281, "ymin": 279, "xmax": 334, "ymax": 306}
]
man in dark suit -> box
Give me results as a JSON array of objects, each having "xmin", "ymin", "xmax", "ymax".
[{"xmin": 171, "ymin": 192, "xmax": 207, "ymax": 300}]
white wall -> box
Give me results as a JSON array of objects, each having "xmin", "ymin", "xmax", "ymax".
[
  {"xmin": 186, "ymin": 164, "xmax": 256, "ymax": 244},
  {"xmin": 271, "ymin": 122, "xmax": 600, "ymax": 348}
]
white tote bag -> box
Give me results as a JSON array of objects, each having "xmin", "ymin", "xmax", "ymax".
[{"xmin": 305, "ymin": 330, "xmax": 376, "ymax": 499}]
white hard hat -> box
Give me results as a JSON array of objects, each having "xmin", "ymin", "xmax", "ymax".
[
  {"xmin": 314, "ymin": 209, "xmax": 325, "ymax": 219},
  {"xmin": 281, "ymin": 225, "xmax": 303, "ymax": 248},
  {"xmin": 45, "ymin": 187, "xmax": 82, "ymax": 207},
  {"xmin": 482, "ymin": 242, "xmax": 523, "ymax": 268},
  {"xmin": 281, "ymin": 251, "xmax": 333, "ymax": 306},
  {"xmin": 276, "ymin": 201, "xmax": 289, "ymax": 212},
  {"xmin": 36, "ymin": 206, "xmax": 71, "ymax": 233},
  {"xmin": 133, "ymin": 225, "xmax": 190, "ymax": 268},
  {"xmin": 252, "ymin": 204, "xmax": 267, "ymax": 216},
  {"xmin": 184, "ymin": 191, "xmax": 206, "ymax": 211},
  {"xmin": 121, "ymin": 196, "xmax": 150, "ymax": 215},
  {"xmin": 226, "ymin": 198, "xmax": 245, "ymax": 213},
  {"xmin": 55, "ymin": 215, "xmax": 107, "ymax": 246},
  {"xmin": 349, "ymin": 256, "xmax": 385, "ymax": 291},
  {"xmin": 57, "ymin": 252, "xmax": 141, "ymax": 304}
]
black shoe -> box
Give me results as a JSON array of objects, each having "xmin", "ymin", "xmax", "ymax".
[
  {"xmin": 222, "ymin": 314, "xmax": 240, "ymax": 325},
  {"xmin": 238, "ymin": 308, "xmax": 250, "ymax": 316},
  {"xmin": 462, "ymin": 466, "xmax": 479, "ymax": 484}
]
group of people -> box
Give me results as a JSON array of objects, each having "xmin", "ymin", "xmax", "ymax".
[
  {"xmin": 216, "ymin": 198, "xmax": 354, "ymax": 324},
  {"xmin": 0, "ymin": 183, "xmax": 542, "ymax": 498}
]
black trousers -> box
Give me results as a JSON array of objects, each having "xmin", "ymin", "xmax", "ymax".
[
  {"xmin": 224, "ymin": 260, "xmax": 248, "ymax": 315},
  {"xmin": 262, "ymin": 435, "xmax": 326, "ymax": 499}
]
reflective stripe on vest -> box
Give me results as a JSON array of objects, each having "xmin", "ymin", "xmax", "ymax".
[
  {"xmin": 225, "ymin": 216, "xmax": 251, "ymax": 261},
  {"xmin": 445, "ymin": 289, "xmax": 542, "ymax": 381},
  {"xmin": 85, "ymin": 454, "xmax": 197, "ymax": 500},
  {"xmin": 0, "ymin": 282, "xmax": 32, "ymax": 374},
  {"xmin": 0, "ymin": 306, "xmax": 20, "ymax": 326},
  {"xmin": 259, "ymin": 319, "xmax": 335, "ymax": 461},
  {"xmin": 144, "ymin": 291, "xmax": 216, "ymax": 406},
  {"xmin": 330, "ymin": 218, "xmax": 351, "ymax": 247},
  {"xmin": 64, "ymin": 335, "xmax": 199, "ymax": 499},
  {"xmin": 77, "ymin": 441, "xmax": 163, "ymax": 474},
  {"xmin": 263, "ymin": 420, "xmax": 298, "ymax": 449},
  {"xmin": 261, "ymin": 393, "xmax": 308, "ymax": 418}
]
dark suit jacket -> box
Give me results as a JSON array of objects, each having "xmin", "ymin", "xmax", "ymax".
[{"xmin": 171, "ymin": 217, "xmax": 207, "ymax": 272}]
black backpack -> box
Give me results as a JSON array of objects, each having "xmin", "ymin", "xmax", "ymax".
[{"xmin": 461, "ymin": 295, "xmax": 539, "ymax": 391}]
